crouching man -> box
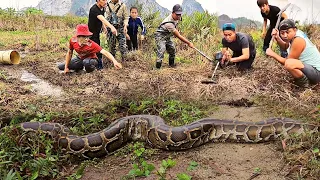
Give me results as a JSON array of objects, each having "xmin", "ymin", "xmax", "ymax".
[
  {"xmin": 58, "ymin": 24, "xmax": 122, "ymax": 73},
  {"xmin": 220, "ymin": 23, "xmax": 256, "ymax": 71},
  {"xmin": 266, "ymin": 19, "xmax": 320, "ymax": 87}
]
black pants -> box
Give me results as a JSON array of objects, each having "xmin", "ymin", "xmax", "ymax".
[
  {"xmin": 235, "ymin": 54, "xmax": 255, "ymax": 70},
  {"xmin": 90, "ymin": 36, "xmax": 102, "ymax": 60},
  {"xmin": 263, "ymin": 27, "xmax": 273, "ymax": 52},
  {"xmin": 90, "ymin": 36, "xmax": 103, "ymax": 69},
  {"xmin": 126, "ymin": 34, "xmax": 138, "ymax": 51},
  {"xmin": 58, "ymin": 57, "xmax": 98, "ymax": 73}
]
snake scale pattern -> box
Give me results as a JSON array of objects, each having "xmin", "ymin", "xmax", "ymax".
[{"xmin": 20, "ymin": 115, "xmax": 319, "ymax": 158}]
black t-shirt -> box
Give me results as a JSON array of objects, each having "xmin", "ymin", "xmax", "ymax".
[
  {"xmin": 88, "ymin": 4, "xmax": 105, "ymax": 37},
  {"xmin": 222, "ymin": 32, "xmax": 256, "ymax": 57},
  {"xmin": 261, "ymin": 5, "xmax": 284, "ymax": 28}
]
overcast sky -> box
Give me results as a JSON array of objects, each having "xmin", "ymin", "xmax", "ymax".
[
  {"xmin": 156, "ymin": 0, "xmax": 320, "ymax": 23},
  {"xmin": 0, "ymin": 0, "xmax": 319, "ymax": 23}
]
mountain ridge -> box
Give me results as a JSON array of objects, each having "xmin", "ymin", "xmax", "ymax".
[
  {"xmin": 34, "ymin": 0, "xmax": 261, "ymax": 28},
  {"xmin": 36, "ymin": 0, "xmax": 205, "ymax": 17}
]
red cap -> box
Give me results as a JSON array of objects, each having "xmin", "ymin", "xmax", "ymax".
[{"xmin": 76, "ymin": 24, "xmax": 93, "ymax": 36}]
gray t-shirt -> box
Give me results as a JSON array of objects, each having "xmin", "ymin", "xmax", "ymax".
[{"xmin": 222, "ymin": 32, "xmax": 256, "ymax": 57}]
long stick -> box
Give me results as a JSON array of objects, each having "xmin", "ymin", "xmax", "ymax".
[
  {"xmin": 193, "ymin": 47, "xmax": 214, "ymax": 62},
  {"xmin": 269, "ymin": 3, "xmax": 291, "ymax": 49},
  {"xmin": 211, "ymin": 61, "xmax": 220, "ymax": 80}
]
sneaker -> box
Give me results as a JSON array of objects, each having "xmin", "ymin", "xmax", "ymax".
[{"xmin": 294, "ymin": 75, "xmax": 310, "ymax": 88}]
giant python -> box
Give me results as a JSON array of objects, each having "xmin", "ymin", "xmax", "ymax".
[{"xmin": 20, "ymin": 115, "xmax": 319, "ymax": 158}]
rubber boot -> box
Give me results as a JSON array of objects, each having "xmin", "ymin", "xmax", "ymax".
[
  {"xmin": 156, "ymin": 61, "xmax": 162, "ymax": 69},
  {"xmin": 169, "ymin": 56, "xmax": 176, "ymax": 67}
]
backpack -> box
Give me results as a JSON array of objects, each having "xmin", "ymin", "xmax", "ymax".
[{"xmin": 107, "ymin": 3, "xmax": 122, "ymax": 26}]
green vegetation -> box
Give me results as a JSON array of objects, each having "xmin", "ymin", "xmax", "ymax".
[
  {"xmin": 284, "ymin": 132, "xmax": 320, "ymax": 179},
  {"xmin": 0, "ymin": 98, "xmax": 208, "ymax": 179},
  {"xmin": 122, "ymin": 142, "xmax": 194, "ymax": 180},
  {"xmin": 0, "ymin": 70, "xmax": 7, "ymax": 80},
  {"xmin": 0, "ymin": 127, "xmax": 62, "ymax": 179},
  {"xmin": 0, "ymin": 8, "xmax": 87, "ymax": 31}
]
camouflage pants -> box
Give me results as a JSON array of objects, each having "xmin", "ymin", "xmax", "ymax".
[
  {"xmin": 108, "ymin": 26, "xmax": 127, "ymax": 59},
  {"xmin": 154, "ymin": 32, "xmax": 176, "ymax": 64}
]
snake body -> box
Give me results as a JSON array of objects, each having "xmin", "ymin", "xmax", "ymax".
[{"xmin": 20, "ymin": 115, "xmax": 319, "ymax": 158}]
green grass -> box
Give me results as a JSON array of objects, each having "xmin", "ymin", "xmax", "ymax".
[{"xmin": 0, "ymin": 97, "xmax": 209, "ymax": 179}]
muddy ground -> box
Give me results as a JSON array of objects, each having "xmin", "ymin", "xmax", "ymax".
[{"xmin": 1, "ymin": 46, "xmax": 320, "ymax": 179}]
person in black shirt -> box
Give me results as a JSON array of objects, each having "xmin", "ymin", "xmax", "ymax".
[
  {"xmin": 257, "ymin": 0, "xmax": 287, "ymax": 57},
  {"xmin": 220, "ymin": 23, "xmax": 256, "ymax": 71},
  {"xmin": 88, "ymin": 0, "xmax": 117, "ymax": 69}
]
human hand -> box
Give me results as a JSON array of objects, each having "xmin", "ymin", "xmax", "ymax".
[
  {"xmin": 266, "ymin": 48, "xmax": 275, "ymax": 57},
  {"xmin": 124, "ymin": 26, "xmax": 128, "ymax": 34},
  {"xmin": 111, "ymin": 26, "xmax": 118, "ymax": 36},
  {"xmin": 113, "ymin": 61, "xmax": 122, "ymax": 69},
  {"xmin": 261, "ymin": 31, "xmax": 266, "ymax": 38},
  {"xmin": 223, "ymin": 50, "xmax": 231, "ymax": 60},
  {"xmin": 64, "ymin": 67, "xmax": 70, "ymax": 74},
  {"xmin": 188, "ymin": 42, "xmax": 194, "ymax": 48},
  {"xmin": 126, "ymin": 34, "xmax": 130, "ymax": 40},
  {"xmin": 271, "ymin": 28, "xmax": 279, "ymax": 37}
]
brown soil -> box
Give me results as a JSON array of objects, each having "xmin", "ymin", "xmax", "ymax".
[
  {"xmin": 1, "ymin": 48, "xmax": 319, "ymax": 179},
  {"xmin": 81, "ymin": 143, "xmax": 285, "ymax": 180},
  {"xmin": 80, "ymin": 106, "xmax": 286, "ymax": 180}
]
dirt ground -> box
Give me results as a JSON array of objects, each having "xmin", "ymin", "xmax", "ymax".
[
  {"xmin": 1, "ymin": 48, "xmax": 320, "ymax": 179},
  {"xmin": 80, "ymin": 106, "xmax": 286, "ymax": 180}
]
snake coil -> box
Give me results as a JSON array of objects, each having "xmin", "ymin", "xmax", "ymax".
[{"xmin": 20, "ymin": 115, "xmax": 319, "ymax": 158}]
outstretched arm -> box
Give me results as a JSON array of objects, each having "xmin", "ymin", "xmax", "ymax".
[
  {"xmin": 172, "ymin": 30, "xmax": 194, "ymax": 48},
  {"xmin": 100, "ymin": 49, "xmax": 122, "ymax": 69},
  {"xmin": 97, "ymin": 15, "xmax": 117, "ymax": 35}
]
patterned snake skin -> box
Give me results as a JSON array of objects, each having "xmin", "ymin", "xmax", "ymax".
[{"xmin": 20, "ymin": 115, "xmax": 319, "ymax": 158}]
